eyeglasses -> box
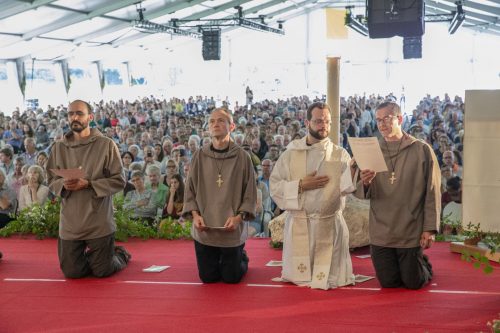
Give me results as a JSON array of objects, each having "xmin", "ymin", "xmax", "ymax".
[
  {"xmin": 375, "ymin": 115, "xmax": 396, "ymax": 125},
  {"xmin": 311, "ymin": 119, "xmax": 331, "ymax": 126}
]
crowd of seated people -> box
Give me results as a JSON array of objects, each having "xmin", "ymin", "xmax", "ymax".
[{"xmin": 0, "ymin": 92, "xmax": 465, "ymax": 239}]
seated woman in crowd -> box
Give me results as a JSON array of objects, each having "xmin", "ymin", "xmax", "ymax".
[
  {"xmin": 18, "ymin": 165, "xmax": 50, "ymax": 211},
  {"xmin": 114, "ymin": 161, "xmax": 141, "ymax": 202},
  {"xmin": 145, "ymin": 165, "xmax": 168, "ymax": 209},
  {"xmin": 162, "ymin": 159, "xmax": 178, "ymax": 187},
  {"xmin": 7, "ymin": 156, "xmax": 26, "ymax": 195},
  {"xmin": 0, "ymin": 169, "xmax": 17, "ymax": 228},
  {"xmin": 154, "ymin": 143, "xmax": 164, "ymax": 164},
  {"xmin": 121, "ymin": 151, "xmax": 134, "ymax": 180},
  {"xmin": 159, "ymin": 139, "xmax": 174, "ymax": 171},
  {"xmin": 36, "ymin": 151, "xmax": 48, "ymax": 168},
  {"xmin": 163, "ymin": 173, "xmax": 184, "ymax": 220},
  {"xmin": 36, "ymin": 151, "xmax": 48, "ymax": 181},
  {"xmin": 123, "ymin": 170, "xmax": 159, "ymax": 225}
]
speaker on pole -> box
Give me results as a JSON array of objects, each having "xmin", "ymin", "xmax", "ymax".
[{"xmin": 202, "ymin": 29, "xmax": 221, "ymax": 61}]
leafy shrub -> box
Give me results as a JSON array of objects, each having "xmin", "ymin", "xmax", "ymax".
[
  {"xmin": 112, "ymin": 194, "xmax": 157, "ymax": 241},
  {"xmin": 158, "ymin": 217, "xmax": 192, "ymax": 240},
  {"xmin": 0, "ymin": 196, "xmax": 192, "ymax": 241},
  {"xmin": 1, "ymin": 199, "xmax": 60, "ymax": 239}
]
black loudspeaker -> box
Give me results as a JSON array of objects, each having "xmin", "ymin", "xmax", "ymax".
[
  {"xmin": 403, "ymin": 36, "xmax": 422, "ymax": 59},
  {"xmin": 367, "ymin": 0, "xmax": 425, "ymax": 38},
  {"xmin": 202, "ymin": 29, "xmax": 221, "ymax": 61}
]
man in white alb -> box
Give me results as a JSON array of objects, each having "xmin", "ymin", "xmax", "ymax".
[{"xmin": 270, "ymin": 102, "xmax": 355, "ymax": 290}]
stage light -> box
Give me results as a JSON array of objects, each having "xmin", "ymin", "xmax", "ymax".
[{"xmin": 345, "ymin": 8, "xmax": 368, "ymax": 36}]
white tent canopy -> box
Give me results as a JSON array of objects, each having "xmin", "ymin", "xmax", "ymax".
[
  {"xmin": 0, "ymin": 0, "xmax": 499, "ymax": 111},
  {"xmin": 0, "ymin": 0, "xmax": 499, "ymax": 62}
]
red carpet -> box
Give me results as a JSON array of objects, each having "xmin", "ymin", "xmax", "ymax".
[{"xmin": 0, "ymin": 237, "xmax": 499, "ymax": 332}]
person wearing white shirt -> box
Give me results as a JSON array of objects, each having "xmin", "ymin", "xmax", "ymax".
[{"xmin": 18, "ymin": 165, "xmax": 50, "ymax": 211}]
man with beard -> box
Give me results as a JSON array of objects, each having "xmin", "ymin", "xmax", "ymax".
[
  {"xmin": 269, "ymin": 102, "xmax": 356, "ymax": 290},
  {"xmin": 47, "ymin": 100, "xmax": 131, "ymax": 278}
]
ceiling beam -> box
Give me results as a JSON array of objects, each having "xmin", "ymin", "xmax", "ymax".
[
  {"xmin": 269, "ymin": 2, "xmax": 331, "ymax": 23},
  {"xmin": 240, "ymin": 0, "xmax": 288, "ymax": 15},
  {"xmin": 0, "ymin": 0, "xmax": 57, "ymax": 21},
  {"xmin": 72, "ymin": 0, "xmax": 209, "ymax": 45},
  {"xmin": 436, "ymin": 0, "xmax": 500, "ymax": 16},
  {"xmin": 426, "ymin": 0, "xmax": 500, "ymax": 26},
  {"xmin": 45, "ymin": 3, "xmax": 129, "ymax": 22},
  {"xmin": 217, "ymin": 0, "xmax": 322, "ymax": 35},
  {"xmin": 260, "ymin": 0, "xmax": 359, "ymax": 20},
  {"xmin": 179, "ymin": 0, "xmax": 255, "ymax": 21},
  {"xmin": 426, "ymin": 7, "xmax": 500, "ymax": 34},
  {"xmin": 175, "ymin": 0, "xmax": 287, "ymax": 36},
  {"xmin": 20, "ymin": 0, "xmax": 141, "ymax": 41},
  {"xmin": 111, "ymin": 0, "xmax": 255, "ymax": 47},
  {"xmin": 264, "ymin": 0, "xmax": 318, "ymax": 19}
]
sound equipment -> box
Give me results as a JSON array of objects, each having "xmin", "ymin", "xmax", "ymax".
[{"xmin": 367, "ymin": 0, "xmax": 425, "ymax": 38}]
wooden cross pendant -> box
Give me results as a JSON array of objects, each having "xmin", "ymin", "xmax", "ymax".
[
  {"xmin": 216, "ymin": 174, "xmax": 224, "ymax": 188},
  {"xmin": 389, "ymin": 172, "xmax": 396, "ymax": 185}
]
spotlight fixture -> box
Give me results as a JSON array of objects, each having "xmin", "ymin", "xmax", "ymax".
[
  {"xmin": 345, "ymin": 7, "xmax": 368, "ymax": 36},
  {"xmin": 448, "ymin": 1, "xmax": 465, "ymax": 34}
]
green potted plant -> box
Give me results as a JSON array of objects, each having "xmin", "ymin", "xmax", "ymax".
[
  {"xmin": 482, "ymin": 233, "xmax": 500, "ymax": 255},
  {"xmin": 462, "ymin": 222, "xmax": 483, "ymax": 245},
  {"xmin": 438, "ymin": 212, "xmax": 465, "ymax": 242}
]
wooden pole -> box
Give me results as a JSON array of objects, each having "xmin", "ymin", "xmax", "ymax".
[{"xmin": 327, "ymin": 57, "xmax": 340, "ymax": 145}]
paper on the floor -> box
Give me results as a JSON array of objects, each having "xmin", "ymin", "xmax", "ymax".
[
  {"xmin": 355, "ymin": 254, "xmax": 371, "ymax": 259},
  {"xmin": 354, "ymin": 274, "xmax": 375, "ymax": 283},
  {"xmin": 266, "ymin": 260, "xmax": 283, "ymax": 267},
  {"xmin": 142, "ymin": 265, "xmax": 170, "ymax": 273}
]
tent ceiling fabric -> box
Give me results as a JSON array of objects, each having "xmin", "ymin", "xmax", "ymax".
[{"xmin": 0, "ymin": 0, "xmax": 498, "ymax": 61}]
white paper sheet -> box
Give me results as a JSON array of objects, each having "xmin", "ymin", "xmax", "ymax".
[
  {"xmin": 50, "ymin": 168, "xmax": 86, "ymax": 180},
  {"xmin": 348, "ymin": 137, "xmax": 388, "ymax": 172},
  {"xmin": 355, "ymin": 254, "xmax": 371, "ymax": 259},
  {"xmin": 354, "ymin": 274, "xmax": 375, "ymax": 283},
  {"xmin": 142, "ymin": 265, "xmax": 170, "ymax": 273},
  {"xmin": 266, "ymin": 260, "xmax": 283, "ymax": 267}
]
